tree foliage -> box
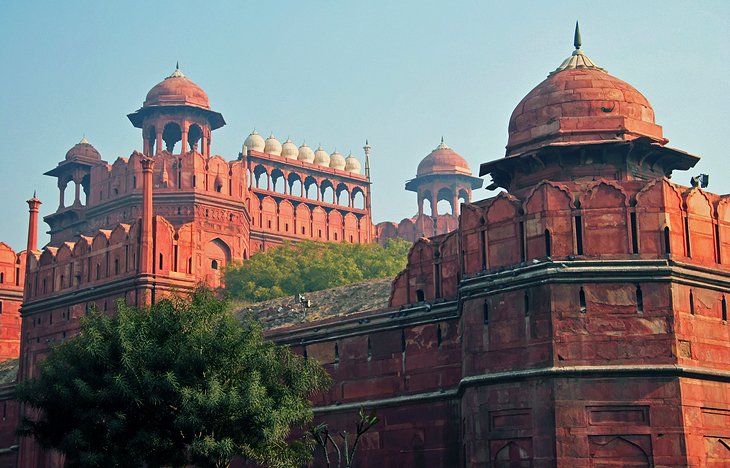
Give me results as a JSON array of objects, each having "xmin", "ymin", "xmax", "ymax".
[
  {"xmin": 16, "ymin": 289, "xmax": 331, "ymax": 468},
  {"xmin": 225, "ymin": 239, "xmax": 411, "ymax": 302}
]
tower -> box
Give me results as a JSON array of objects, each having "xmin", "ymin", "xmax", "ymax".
[{"xmin": 127, "ymin": 65, "xmax": 225, "ymax": 157}]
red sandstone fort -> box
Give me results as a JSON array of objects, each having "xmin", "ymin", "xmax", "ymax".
[{"xmin": 0, "ymin": 25, "xmax": 729, "ymax": 466}]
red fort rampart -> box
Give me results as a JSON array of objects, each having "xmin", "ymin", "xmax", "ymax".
[{"xmin": 0, "ymin": 25, "xmax": 728, "ymax": 467}]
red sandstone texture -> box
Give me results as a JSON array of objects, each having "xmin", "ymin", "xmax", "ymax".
[{"xmin": 1, "ymin": 33, "xmax": 729, "ymax": 468}]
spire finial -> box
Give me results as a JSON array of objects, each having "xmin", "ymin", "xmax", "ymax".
[
  {"xmin": 176, "ymin": 60, "xmax": 180, "ymax": 70},
  {"xmin": 33, "ymin": 190, "xmax": 36, "ymax": 198},
  {"xmin": 574, "ymin": 21, "xmax": 582, "ymax": 50},
  {"xmin": 441, "ymin": 136, "xmax": 444, "ymax": 144}
]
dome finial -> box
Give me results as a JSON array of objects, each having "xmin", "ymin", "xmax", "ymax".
[
  {"xmin": 168, "ymin": 62, "xmax": 185, "ymax": 78},
  {"xmin": 574, "ymin": 21, "xmax": 582, "ymax": 50},
  {"xmin": 79, "ymin": 135, "xmax": 89, "ymax": 144}
]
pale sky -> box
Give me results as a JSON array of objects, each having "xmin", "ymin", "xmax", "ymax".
[{"xmin": 1, "ymin": 1, "xmax": 729, "ymax": 251}]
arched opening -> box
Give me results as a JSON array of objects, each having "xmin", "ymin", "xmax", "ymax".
[
  {"xmin": 204, "ymin": 238, "xmax": 231, "ymax": 288},
  {"xmin": 422, "ymin": 197, "xmax": 433, "ymax": 216},
  {"xmin": 579, "ymin": 287, "xmax": 587, "ymax": 313},
  {"xmin": 437, "ymin": 200, "xmax": 451, "ymax": 215},
  {"xmin": 437, "ymin": 187, "xmax": 454, "ymax": 215},
  {"xmin": 61, "ymin": 179, "xmax": 73, "ymax": 208},
  {"xmin": 187, "ymin": 124, "xmax": 203, "ymax": 152},
  {"xmin": 664, "ymin": 227, "xmax": 671, "ymax": 255},
  {"xmin": 321, "ymin": 180, "xmax": 334, "ymax": 204},
  {"xmin": 352, "ymin": 188, "xmax": 365, "ymax": 210},
  {"xmin": 147, "ymin": 126, "xmax": 157, "ymax": 155},
  {"xmin": 162, "ymin": 122, "xmax": 182, "ymax": 153},
  {"xmin": 336, "ymin": 183, "xmax": 349, "ymax": 206},
  {"xmin": 288, "ymin": 172, "xmax": 303, "ymax": 197},
  {"xmin": 271, "ymin": 169, "xmax": 285, "ymax": 193},
  {"xmin": 253, "ymin": 165, "xmax": 268, "ymax": 189},
  {"xmin": 80, "ymin": 174, "xmax": 90, "ymax": 206},
  {"xmin": 494, "ymin": 441, "xmax": 531, "ymax": 468},
  {"xmin": 636, "ymin": 284, "xmax": 644, "ymax": 313},
  {"xmin": 544, "ymin": 229, "xmax": 552, "ymax": 257},
  {"xmin": 591, "ymin": 437, "xmax": 648, "ymax": 467},
  {"xmin": 458, "ymin": 188, "xmax": 469, "ymax": 206},
  {"xmin": 304, "ymin": 176, "xmax": 318, "ymax": 200}
]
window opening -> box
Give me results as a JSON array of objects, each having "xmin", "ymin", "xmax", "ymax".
[
  {"xmin": 630, "ymin": 212, "xmax": 639, "ymax": 254},
  {"xmin": 575, "ymin": 215, "xmax": 584, "ymax": 255}
]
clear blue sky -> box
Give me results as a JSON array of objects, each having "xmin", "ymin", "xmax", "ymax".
[{"xmin": 1, "ymin": 1, "xmax": 729, "ymax": 251}]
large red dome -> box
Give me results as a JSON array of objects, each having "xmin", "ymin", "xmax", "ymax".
[
  {"xmin": 506, "ymin": 54, "xmax": 665, "ymax": 157},
  {"xmin": 143, "ymin": 68, "xmax": 210, "ymax": 109},
  {"xmin": 417, "ymin": 140, "xmax": 472, "ymax": 177},
  {"xmin": 65, "ymin": 137, "xmax": 100, "ymax": 161}
]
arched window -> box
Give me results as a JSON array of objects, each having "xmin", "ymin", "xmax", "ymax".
[
  {"xmin": 211, "ymin": 259, "xmax": 219, "ymax": 270},
  {"xmin": 162, "ymin": 122, "xmax": 182, "ymax": 153},
  {"xmin": 187, "ymin": 124, "xmax": 203, "ymax": 152}
]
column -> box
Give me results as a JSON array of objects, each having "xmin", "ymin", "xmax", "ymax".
[
  {"xmin": 58, "ymin": 180, "xmax": 67, "ymax": 209},
  {"xmin": 139, "ymin": 157, "xmax": 155, "ymax": 276},
  {"xmin": 26, "ymin": 194, "xmax": 42, "ymax": 252},
  {"xmin": 156, "ymin": 129, "xmax": 163, "ymax": 155},
  {"xmin": 181, "ymin": 123, "xmax": 189, "ymax": 153}
]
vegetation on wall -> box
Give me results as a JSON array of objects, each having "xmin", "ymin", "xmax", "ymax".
[
  {"xmin": 16, "ymin": 289, "xmax": 331, "ymax": 468},
  {"xmin": 224, "ymin": 239, "xmax": 411, "ymax": 303}
]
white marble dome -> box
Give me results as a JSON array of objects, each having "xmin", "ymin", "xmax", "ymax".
[
  {"xmin": 264, "ymin": 134, "xmax": 282, "ymax": 156},
  {"xmin": 345, "ymin": 153, "xmax": 362, "ymax": 173},
  {"xmin": 329, "ymin": 150, "xmax": 346, "ymax": 170},
  {"xmin": 281, "ymin": 138, "xmax": 298, "ymax": 159},
  {"xmin": 314, "ymin": 146, "xmax": 330, "ymax": 166},
  {"xmin": 244, "ymin": 130, "xmax": 265, "ymax": 152},
  {"xmin": 298, "ymin": 142, "xmax": 315, "ymax": 163}
]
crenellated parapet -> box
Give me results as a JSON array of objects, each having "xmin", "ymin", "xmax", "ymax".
[{"xmin": 391, "ymin": 177, "xmax": 730, "ymax": 308}]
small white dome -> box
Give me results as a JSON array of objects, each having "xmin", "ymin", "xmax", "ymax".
[
  {"xmin": 244, "ymin": 130, "xmax": 265, "ymax": 152},
  {"xmin": 345, "ymin": 153, "xmax": 362, "ymax": 173},
  {"xmin": 281, "ymin": 138, "xmax": 298, "ymax": 159},
  {"xmin": 264, "ymin": 134, "xmax": 282, "ymax": 156},
  {"xmin": 329, "ymin": 150, "xmax": 346, "ymax": 170},
  {"xmin": 314, "ymin": 146, "xmax": 330, "ymax": 166},
  {"xmin": 298, "ymin": 142, "xmax": 315, "ymax": 163}
]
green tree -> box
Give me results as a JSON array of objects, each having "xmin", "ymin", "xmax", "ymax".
[
  {"xmin": 16, "ymin": 289, "xmax": 331, "ymax": 468},
  {"xmin": 225, "ymin": 239, "xmax": 411, "ymax": 302}
]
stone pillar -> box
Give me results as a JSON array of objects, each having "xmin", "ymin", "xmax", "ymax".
[
  {"xmin": 139, "ymin": 157, "xmax": 155, "ymax": 277},
  {"xmin": 58, "ymin": 179, "xmax": 67, "ymax": 209},
  {"xmin": 181, "ymin": 124, "xmax": 188, "ymax": 153},
  {"xmin": 73, "ymin": 173, "xmax": 82, "ymax": 206},
  {"xmin": 26, "ymin": 194, "xmax": 42, "ymax": 252},
  {"xmin": 156, "ymin": 129, "xmax": 163, "ymax": 155}
]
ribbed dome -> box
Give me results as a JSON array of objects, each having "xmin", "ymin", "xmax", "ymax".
[
  {"xmin": 264, "ymin": 134, "xmax": 282, "ymax": 156},
  {"xmin": 65, "ymin": 137, "xmax": 101, "ymax": 161},
  {"xmin": 298, "ymin": 143, "xmax": 315, "ymax": 163},
  {"xmin": 143, "ymin": 67, "xmax": 210, "ymax": 109},
  {"xmin": 345, "ymin": 153, "xmax": 361, "ymax": 173},
  {"xmin": 329, "ymin": 151, "xmax": 346, "ymax": 170},
  {"xmin": 281, "ymin": 138, "xmax": 298, "ymax": 159},
  {"xmin": 314, "ymin": 146, "xmax": 330, "ymax": 166},
  {"xmin": 506, "ymin": 26, "xmax": 664, "ymax": 157},
  {"xmin": 244, "ymin": 130, "xmax": 265, "ymax": 152},
  {"xmin": 416, "ymin": 139, "xmax": 471, "ymax": 177}
]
